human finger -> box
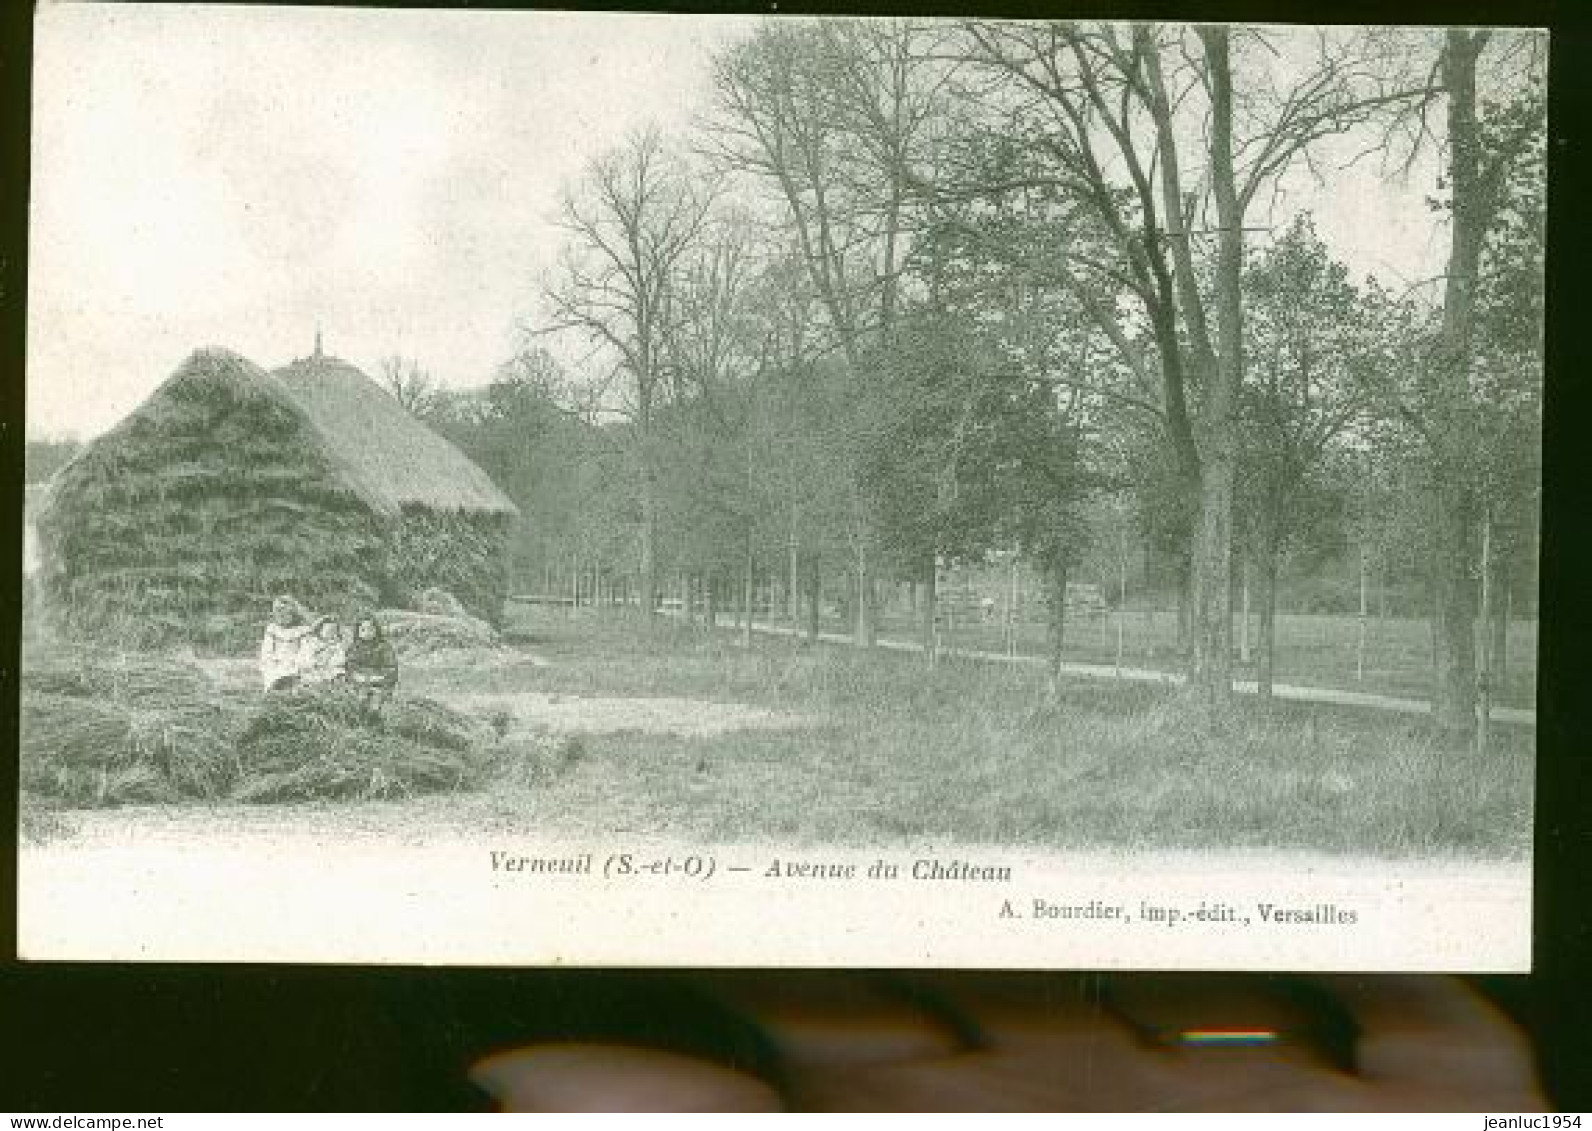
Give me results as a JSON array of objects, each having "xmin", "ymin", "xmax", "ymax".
[
  {"xmin": 842, "ymin": 973, "xmax": 1206, "ymax": 1111},
  {"xmin": 467, "ymin": 1042, "xmax": 784, "ymax": 1112},
  {"xmin": 698, "ymin": 971, "xmax": 977, "ymax": 1069},
  {"xmin": 912, "ymin": 974, "xmax": 1368, "ymax": 1112}
]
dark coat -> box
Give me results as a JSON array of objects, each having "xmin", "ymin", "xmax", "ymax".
[{"xmin": 345, "ymin": 637, "xmax": 398, "ymax": 688}]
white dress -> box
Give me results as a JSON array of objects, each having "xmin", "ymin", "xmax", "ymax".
[
  {"xmin": 299, "ymin": 638, "xmax": 348, "ymax": 686},
  {"xmin": 259, "ymin": 622, "xmax": 316, "ymax": 690}
]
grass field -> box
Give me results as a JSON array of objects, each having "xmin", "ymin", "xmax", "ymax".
[
  {"xmin": 24, "ymin": 607, "xmax": 1532, "ymax": 861},
  {"xmin": 731, "ymin": 605, "xmax": 1538, "ymax": 711},
  {"xmin": 387, "ymin": 608, "xmax": 1534, "ymax": 859}
]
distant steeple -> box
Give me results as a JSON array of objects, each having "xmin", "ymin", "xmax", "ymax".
[{"xmin": 313, "ymin": 325, "xmax": 324, "ymax": 358}]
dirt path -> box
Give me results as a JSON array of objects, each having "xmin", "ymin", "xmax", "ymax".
[{"xmin": 737, "ymin": 620, "xmax": 1537, "ymax": 726}]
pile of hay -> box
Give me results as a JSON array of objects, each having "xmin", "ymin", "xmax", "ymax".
[
  {"xmin": 35, "ymin": 349, "xmax": 387, "ymax": 650},
  {"xmin": 20, "ymin": 645, "xmax": 503, "ymax": 808},
  {"xmin": 35, "ymin": 346, "xmax": 517, "ymax": 649},
  {"xmin": 276, "ymin": 355, "xmax": 517, "ymax": 623},
  {"xmin": 413, "ymin": 586, "xmax": 471, "ymax": 619},
  {"xmin": 19, "ymin": 646, "xmax": 248, "ymax": 806},
  {"xmin": 376, "ymin": 607, "xmax": 498, "ymax": 658},
  {"xmin": 386, "ymin": 509, "xmax": 513, "ymax": 626},
  {"xmin": 232, "ymin": 686, "xmax": 495, "ymax": 803}
]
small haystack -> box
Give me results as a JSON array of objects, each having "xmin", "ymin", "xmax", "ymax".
[
  {"xmin": 414, "ymin": 586, "xmax": 471, "ymax": 619},
  {"xmin": 19, "ymin": 646, "xmax": 249, "ymax": 805},
  {"xmin": 232, "ymin": 687, "xmax": 494, "ymax": 803},
  {"xmin": 20, "ymin": 645, "xmax": 502, "ymax": 807},
  {"xmin": 377, "ymin": 607, "xmax": 499, "ymax": 658}
]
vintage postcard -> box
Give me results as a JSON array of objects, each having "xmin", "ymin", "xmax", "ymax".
[{"xmin": 18, "ymin": 5, "xmax": 1541, "ymax": 969}]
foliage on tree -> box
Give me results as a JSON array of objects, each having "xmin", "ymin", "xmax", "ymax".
[{"xmin": 430, "ymin": 18, "xmax": 1547, "ymax": 743}]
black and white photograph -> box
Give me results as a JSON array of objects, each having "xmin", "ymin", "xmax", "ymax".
[{"xmin": 18, "ymin": 5, "xmax": 1544, "ymax": 968}]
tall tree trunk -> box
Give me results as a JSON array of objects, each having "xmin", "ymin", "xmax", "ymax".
[
  {"xmin": 806, "ymin": 553, "xmax": 821, "ymax": 643},
  {"xmin": 921, "ymin": 551, "xmax": 938, "ymax": 664},
  {"xmin": 1432, "ymin": 484, "xmax": 1480, "ymax": 737},
  {"xmin": 1188, "ymin": 456, "xmax": 1236, "ymax": 704},
  {"xmin": 639, "ymin": 457, "xmax": 658, "ymax": 620},
  {"xmin": 1186, "ymin": 26, "xmax": 1241, "ymax": 709},
  {"xmin": 706, "ymin": 572, "xmax": 719, "ymax": 630},
  {"xmin": 1491, "ymin": 574, "xmax": 1510, "ymax": 680},
  {"xmin": 1174, "ymin": 551, "xmax": 1192, "ymax": 659},
  {"xmin": 1116, "ymin": 523, "xmax": 1129, "ymax": 674},
  {"xmin": 1239, "ymin": 555, "xmax": 1252, "ymax": 665},
  {"xmin": 1356, "ymin": 544, "xmax": 1369, "ymax": 684},
  {"xmin": 1010, "ymin": 556, "xmax": 1022, "ymax": 658},
  {"xmin": 1429, "ymin": 552, "xmax": 1442, "ymax": 704},
  {"xmin": 742, "ymin": 529, "xmax": 755, "ymax": 650},
  {"xmin": 853, "ymin": 540, "xmax": 875, "ymax": 648},
  {"xmin": 1428, "ymin": 29, "xmax": 1493, "ymax": 741},
  {"xmin": 1485, "ymin": 516, "xmax": 1510, "ymax": 679},
  {"xmin": 683, "ymin": 571, "xmax": 697, "ymax": 628},
  {"xmin": 1477, "ymin": 503, "xmax": 1495, "ymax": 755},
  {"xmin": 1256, "ymin": 540, "xmax": 1279, "ymax": 699},
  {"xmin": 1047, "ymin": 558, "xmax": 1070, "ymax": 693},
  {"xmin": 788, "ymin": 522, "xmax": 800, "ymax": 627},
  {"xmin": 636, "ymin": 288, "xmax": 662, "ymax": 619}
]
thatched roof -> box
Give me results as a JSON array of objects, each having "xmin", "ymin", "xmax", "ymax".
[
  {"xmin": 50, "ymin": 345, "xmax": 517, "ymax": 524},
  {"xmin": 36, "ymin": 348, "xmax": 394, "ymax": 637},
  {"xmin": 50, "ymin": 347, "xmax": 400, "ymax": 519},
  {"xmin": 275, "ymin": 353, "xmax": 518, "ymax": 518},
  {"xmin": 36, "ymin": 346, "xmax": 519, "ymax": 642}
]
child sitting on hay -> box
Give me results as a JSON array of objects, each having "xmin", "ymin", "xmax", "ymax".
[
  {"xmin": 259, "ymin": 596, "xmax": 318, "ymax": 691},
  {"xmin": 345, "ymin": 615, "xmax": 399, "ymax": 718},
  {"xmin": 299, "ymin": 617, "xmax": 349, "ymax": 687}
]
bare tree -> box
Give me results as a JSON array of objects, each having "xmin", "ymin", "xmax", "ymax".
[
  {"xmin": 1401, "ymin": 30, "xmax": 1544, "ymax": 739},
  {"xmin": 378, "ymin": 355, "xmax": 441, "ymax": 419},
  {"xmin": 662, "ymin": 208, "xmax": 770, "ymax": 638},
  {"xmin": 952, "ymin": 21, "xmax": 1427, "ymax": 708},
  {"xmin": 704, "ymin": 18, "xmax": 949, "ymax": 647},
  {"xmin": 540, "ymin": 127, "xmax": 715, "ymax": 619}
]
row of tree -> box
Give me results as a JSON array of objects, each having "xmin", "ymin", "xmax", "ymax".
[{"xmin": 406, "ymin": 20, "xmax": 1542, "ymax": 741}]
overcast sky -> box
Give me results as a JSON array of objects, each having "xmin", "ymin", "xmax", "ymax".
[{"xmin": 29, "ymin": 4, "xmax": 1449, "ymax": 440}]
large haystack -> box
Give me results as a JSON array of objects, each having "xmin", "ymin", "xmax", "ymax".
[
  {"xmin": 36, "ymin": 345, "xmax": 518, "ymax": 647},
  {"xmin": 37, "ymin": 348, "xmax": 391, "ymax": 646},
  {"xmin": 274, "ymin": 350, "xmax": 518, "ymax": 619}
]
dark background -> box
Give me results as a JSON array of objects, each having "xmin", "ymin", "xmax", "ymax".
[{"xmin": 2, "ymin": 0, "xmax": 1587, "ymax": 1112}]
